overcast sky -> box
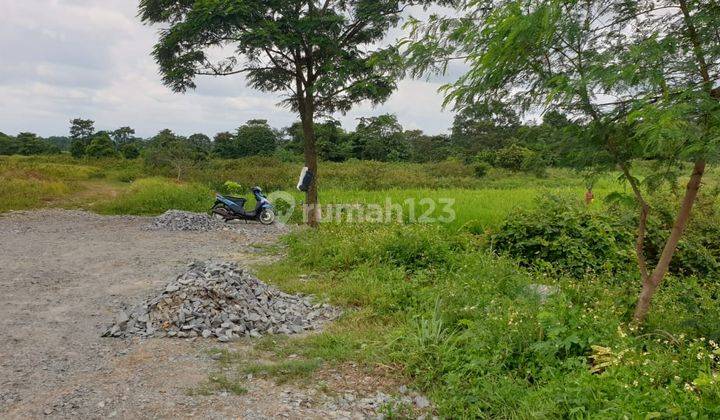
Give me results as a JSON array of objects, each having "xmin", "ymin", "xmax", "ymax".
[{"xmin": 0, "ymin": 0, "xmax": 461, "ymax": 138}]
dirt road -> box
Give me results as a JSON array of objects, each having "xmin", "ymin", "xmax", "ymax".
[{"xmin": 0, "ymin": 210, "xmax": 407, "ymax": 419}]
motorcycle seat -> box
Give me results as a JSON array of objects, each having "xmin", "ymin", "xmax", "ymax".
[{"xmin": 225, "ymin": 196, "xmax": 247, "ymax": 206}]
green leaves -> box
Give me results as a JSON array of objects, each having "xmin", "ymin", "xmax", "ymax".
[
  {"xmin": 140, "ymin": 0, "xmax": 416, "ymax": 115},
  {"xmin": 404, "ymin": 0, "xmax": 720, "ymax": 167}
]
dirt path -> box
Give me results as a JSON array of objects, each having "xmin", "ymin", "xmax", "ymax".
[{"xmin": 0, "ymin": 210, "xmax": 411, "ymax": 419}]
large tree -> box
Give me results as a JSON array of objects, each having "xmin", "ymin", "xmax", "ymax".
[
  {"xmin": 139, "ymin": 0, "xmax": 433, "ymax": 225},
  {"xmin": 235, "ymin": 120, "xmax": 279, "ymax": 156},
  {"xmin": 405, "ymin": 130, "xmax": 453, "ymax": 163},
  {"xmin": 145, "ymin": 129, "xmax": 207, "ymax": 181},
  {"xmin": 86, "ymin": 133, "xmax": 119, "ymax": 158},
  {"xmin": 450, "ymin": 100, "xmax": 520, "ymax": 155},
  {"xmin": 406, "ymin": 0, "xmax": 719, "ymax": 323},
  {"xmin": 285, "ymin": 119, "xmax": 352, "ymax": 162},
  {"xmin": 69, "ymin": 118, "xmax": 96, "ymax": 158},
  {"xmin": 16, "ymin": 132, "xmax": 53, "ymax": 156},
  {"xmin": 350, "ymin": 114, "xmax": 409, "ymax": 161},
  {"xmin": 214, "ymin": 120, "xmax": 278, "ymax": 158},
  {"xmin": 111, "ymin": 127, "xmax": 137, "ymax": 145},
  {"xmin": 0, "ymin": 132, "xmax": 19, "ymax": 156}
]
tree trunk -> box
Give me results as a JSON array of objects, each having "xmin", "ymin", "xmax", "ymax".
[
  {"xmin": 633, "ymin": 159, "xmax": 706, "ymax": 323},
  {"xmin": 299, "ymin": 102, "xmax": 320, "ymax": 227}
]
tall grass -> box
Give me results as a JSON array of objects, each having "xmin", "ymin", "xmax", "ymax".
[
  {"xmin": 94, "ymin": 177, "xmax": 213, "ymax": 215},
  {"xmin": 0, "ymin": 177, "xmax": 71, "ymax": 212}
]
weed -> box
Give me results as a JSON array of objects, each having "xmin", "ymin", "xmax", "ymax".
[
  {"xmin": 242, "ymin": 359, "xmax": 323, "ymax": 384},
  {"xmin": 187, "ymin": 372, "xmax": 247, "ymax": 396}
]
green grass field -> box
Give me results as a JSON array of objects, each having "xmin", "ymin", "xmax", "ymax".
[
  {"xmin": 3, "ymin": 155, "xmax": 720, "ymax": 417},
  {"xmin": 0, "ymin": 155, "xmax": 634, "ymax": 228}
]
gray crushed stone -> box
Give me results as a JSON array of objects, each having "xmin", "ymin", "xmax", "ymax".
[
  {"xmin": 145, "ymin": 210, "xmax": 230, "ymax": 232},
  {"xmin": 321, "ymin": 388, "xmax": 435, "ymax": 418},
  {"xmin": 144, "ymin": 210, "xmax": 290, "ymax": 234},
  {"xmin": 104, "ymin": 260, "xmax": 341, "ymax": 341}
]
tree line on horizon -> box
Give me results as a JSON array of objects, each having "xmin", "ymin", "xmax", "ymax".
[{"xmin": 1, "ymin": 105, "xmax": 597, "ymax": 172}]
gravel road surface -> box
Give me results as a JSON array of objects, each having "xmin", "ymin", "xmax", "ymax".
[{"xmin": 0, "ymin": 210, "xmax": 427, "ymax": 419}]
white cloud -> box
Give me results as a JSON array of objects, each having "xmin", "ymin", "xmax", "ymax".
[{"xmin": 0, "ymin": 0, "xmax": 457, "ymax": 137}]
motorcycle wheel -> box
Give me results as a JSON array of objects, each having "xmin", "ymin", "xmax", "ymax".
[
  {"xmin": 259, "ymin": 208, "xmax": 276, "ymax": 225},
  {"xmin": 211, "ymin": 204, "xmax": 232, "ymax": 220}
]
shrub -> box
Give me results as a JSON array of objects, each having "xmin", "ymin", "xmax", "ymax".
[
  {"xmin": 492, "ymin": 193, "xmax": 720, "ymax": 278},
  {"xmin": 521, "ymin": 152, "xmax": 548, "ymax": 177},
  {"xmin": 70, "ymin": 138, "xmax": 89, "ymax": 158},
  {"xmin": 475, "ymin": 150, "xmax": 496, "ymax": 165},
  {"xmin": 428, "ymin": 158, "xmax": 473, "ymax": 178},
  {"xmin": 644, "ymin": 192, "xmax": 720, "ymax": 278},
  {"xmin": 144, "ymin": 130, "xmax": 207, "ymax": 180},
  {"xmin": 473, "ymin": 161, "xmax": 491, "ymax": 178},
  {"xmin": 0, "ymin": 132, "xmax": 19, "ymax": 155},
  {"xmin": 494, "ymin": 144, "xmax": 530, "ymax": 171},
  {"xmin": 492, "ymin": 196, "xmax": 636, "ymax": 277}
]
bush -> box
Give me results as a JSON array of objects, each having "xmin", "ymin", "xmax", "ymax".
[
  {"xmin": 222, "ymin": 181, "xmax": 244, "ymax": 195},
  {"xmin": 494, "ymin": 144, "xmax": 530, "ymax": 170},
  {"xmin": 493, "ymin": 144, "xmax": 547, "ymax": 175},
  {"xmin": 492, "ymin": 193, "xmax": 720, "ymax": 278},
  {"xmin": 70, "ymin": 138, "xmax": 89, "ymax": 158},
  {"xmin": 644, "ymin": 192, "xmax": 720, "ymax": 278},
  {"xmin": 473, "ymin": 161, "xmax": 491, "ymax": 178},
  {"xmin": 144, "ymin": 130, "xmax": 207, "ymax": 180},
  {"xmin": 492, "ymin": 196, "xmax": 636, "ymax": 277},
  {"xmin": 428, "ymin": 158, "xmax": 474, "ymax": 178},
  {"xmin": 475, "ymin": 150, "xmax": 496, "ymax": 165}
]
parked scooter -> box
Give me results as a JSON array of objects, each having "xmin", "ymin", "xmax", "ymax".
[{"xmin": 211, "ymin": 186, "xmax": 276, "ymax": 225}]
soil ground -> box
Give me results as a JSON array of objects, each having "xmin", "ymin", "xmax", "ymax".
[{"xmin": 0, "ymin": 210, "xmax": 405, "ymax": 419}]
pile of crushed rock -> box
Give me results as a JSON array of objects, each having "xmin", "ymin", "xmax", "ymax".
[
  {"xmin": 145, "ymin": 210, "xmax": 230, "ymax": 232},
  {"xmin": 104, "ymin": 260, "xmax": 340, "ymax": 341},
  {"xmin": 145, "ymin": 210, "xmax": 290, "ymax": 235}
]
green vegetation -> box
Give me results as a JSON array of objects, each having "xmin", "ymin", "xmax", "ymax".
[
  {"xmin": 494, "ymin": 194, "xmax": 720, "ymax": 279},
  {"xmin": 406, "ymin": 0, "xmax": 718, "ymax": 323},
  {"xmin": 94, "ymin": 178, "xmax": 212, "ymax": 216},
  {"xmin": 187, "ymin": 369, "xmax": 248, "ymax": 396},
  {"xmin": 242, "ymin": 359, "xmax": 324, "ymax": 385},
  {"xmin": 2, "ymin": 154, "xmax": 720, "ymax": 416},
  {"xmin": 0, "ymin": 154, "xmax": 623, "ymax": 219},
  {"xmin": 0, "ymin": 131, "xmax": 60, "ymax": 156},
  {"xmin": 2, "ymin": 0, "xmax": 717, "ymax": 416},
  {"xmin": 254, "ymin": 219, "xmax": 720, "ymax": 417},
  {"xmin": 138, "ymin": 0, "xmax": 445, "ymax": 225}
]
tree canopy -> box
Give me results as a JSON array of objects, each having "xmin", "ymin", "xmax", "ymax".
[
  {"xmin": 144, "ymin": 129, "xmax": 208, "ymax": 180},
  {"xmin": 350, "ymin": 114, "xmax": 409, "ymax": 161}
]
